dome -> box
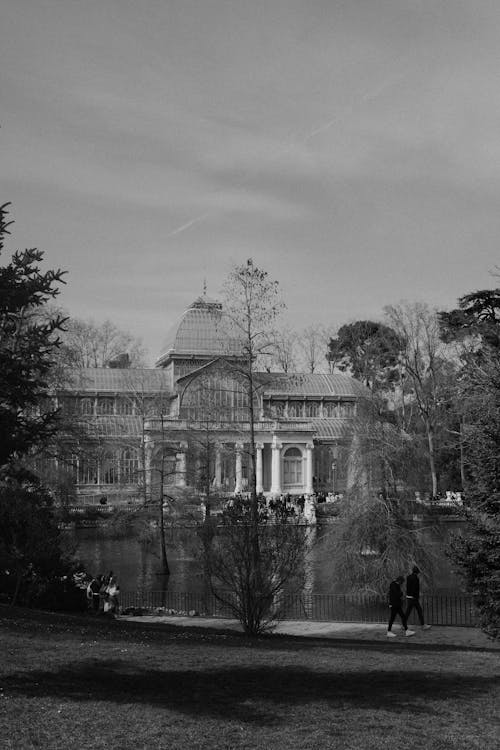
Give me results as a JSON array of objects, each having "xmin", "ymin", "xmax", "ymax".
[{"xmin": 155, "ymin": 295, "xmax": 241, "ymax": 366}]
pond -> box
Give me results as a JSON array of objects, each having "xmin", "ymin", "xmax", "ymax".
[{"xmin": 65, "ymin": 517, "xmax": 467, "ymax": 597}]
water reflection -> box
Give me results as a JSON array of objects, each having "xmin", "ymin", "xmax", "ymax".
[{"xmin": 67, "ymin": 519, "xmax": 466, "ymax": 596}]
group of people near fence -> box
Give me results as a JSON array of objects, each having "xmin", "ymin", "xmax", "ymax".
[
  {"xmin": 86, "ymin": 571, "xmax": 120, "ymax": 616},
  {"xmin": 387, "ymin": 566, "xmax": 431, "ymax": 637}
]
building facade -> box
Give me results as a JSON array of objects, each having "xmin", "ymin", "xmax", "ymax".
[{"xmin": 58, "ymin": 295, "xmax": 367, "ymax": 505}]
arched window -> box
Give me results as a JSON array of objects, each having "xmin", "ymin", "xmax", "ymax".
[
  {"xmin": 97, "ymin": 397, "xmax": 115, "ymax": 415},
  {"xmin": 305, "ymin": 401, "xmax": 319, "ymax": 418},
  {"xmin": 323, "ymin": 401, "xmax": 338, "ymax": 417},
  {"xmin": 283, "ymin": 446, "xmax": 303, "ymax": 487},
  {"xmin": 343, "ymin": 402, "xmax": 355, "ymax": 417},
  {"xmin": 288, "ymin": 401, "xmax": 302, "ymax": 418},
  {"xmin": 80, "ymin": 398, "xmax": 94, "ymax": 416},
  {"xmin": 116, "ymin": 398, "xmax": 135, "ymax": 415},
  {"xmin": 273, "ymin": 401, "xmax": 285, "ymax": 418}
]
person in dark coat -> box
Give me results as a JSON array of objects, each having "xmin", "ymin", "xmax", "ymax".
[
  {"xmin": 87, "ymin": 575, "xmax": 102, "ymax": 612},
  {"xmin": 405, "ymin": 566, "xmax": 431, "ymax": 630},
  {"xmin": 387, "ymin": 576, "xmax": 415, "ymax": 637}
]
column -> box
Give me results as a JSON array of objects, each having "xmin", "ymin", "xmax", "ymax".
[
  {"xmin": 234, "ymin": 443, "xmax": 243, "ymax": 494},
  {"xmin": 270, "ymin": 436, "xmax": 282, "ymax": 495},
  {"xmin": 305, "ymin": 442, "xmax": 314, "ymax": 495},
  {"xmin": 214, "ymin": 446, "xmax": 222, "ymax": 487},
  {"xmin": 176, "ymin": 441, "xmax": 188, "ymax": 487},
  {"xmin": 144, "ymin": 436, "xmax": 154, "ymax": 501},
  {"xmin": 255, "ymin": 442, "xmax": 264, "ymax": 495}
]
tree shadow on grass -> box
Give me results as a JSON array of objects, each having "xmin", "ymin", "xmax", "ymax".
[{"xmin": 3, "ymin": 662, "xmax": 497, "ymax": 726}]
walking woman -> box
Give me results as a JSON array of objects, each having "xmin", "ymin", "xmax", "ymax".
[{"xmin": 387, "ymin": 576, "xmax": 415, "ymax": 637}]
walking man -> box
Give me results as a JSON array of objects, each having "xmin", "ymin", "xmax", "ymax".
[
  {"xmin": 387, "ymin": 576, "xmax": 415, "ymax": 637},
  {"xmin": 406, "ymin": 566, "xmax": 431, "ymax": 630}
]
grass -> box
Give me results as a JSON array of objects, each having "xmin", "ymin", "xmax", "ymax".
[{"xmin": 0, "ymin": 607, "xmax": 499, "ymax": 750}]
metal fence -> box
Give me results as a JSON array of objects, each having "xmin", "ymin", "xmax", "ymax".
[{"xmin": 120, "ymin": 590, "xmax": 477, "ymax": 627}]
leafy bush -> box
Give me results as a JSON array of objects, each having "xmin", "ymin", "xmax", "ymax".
[{"xmin": 0, "ymin": 479, "xmax": 83, "ymax": 611}]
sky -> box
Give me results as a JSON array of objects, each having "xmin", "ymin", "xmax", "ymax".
[{"xmin": 2, "ymin": 0, "xmax": 500, "ymax": 365}]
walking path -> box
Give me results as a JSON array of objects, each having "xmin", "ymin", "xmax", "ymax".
[{"xmin": 121, "ymin": 613, "xmax": 500, "ymax": 650}]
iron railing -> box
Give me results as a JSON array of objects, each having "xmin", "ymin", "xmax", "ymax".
[{"xmin": 119, "ymin": 590, "xmax": 477, "ymax": 627}]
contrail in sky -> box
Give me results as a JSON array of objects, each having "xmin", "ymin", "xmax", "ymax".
[
  {"xmin": 167, "ymin": 211, "xmax": 213, "ymax": 237},
  {"xmin": 304, "ymin": 70, "xmax": 407, "ymax": 142},
  {"xmin": 166, "ymin": 68, "xmax": 408, "ymax": 239}
]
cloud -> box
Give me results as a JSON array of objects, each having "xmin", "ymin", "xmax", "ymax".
[{"xmin": 3, "ymin": 0, "xmax": 500, "ymax": 363}]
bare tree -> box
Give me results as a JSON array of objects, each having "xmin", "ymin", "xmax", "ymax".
[
  {"xmin": 199, "ymin": 505, "xmax": 309, "ymax": 635},
  {"xmin": 268, "ymin": 324, "xmax": 297, "ymax": 373},
  {"xmin": 221, "ymin": 258, "xmax": 285, "ymax": 516},
  {"xmin": 199, "ymin": 259, "xmax": 313, "ymax": 636},
  {"xmin": 297, "ymin": 323, "xmax": 332, "ymax": 373},
  {"xmin": 60, "ymin": 317, "xmax": 147, "ymax": 368},
  {"xmin": 384, "ymin": 302, "xmax": 456, "ymax": 497}
]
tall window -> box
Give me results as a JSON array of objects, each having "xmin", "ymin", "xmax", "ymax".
[
  {"xmin": 78, "ymin": 457, "xmax": 98, "ymax": 485},
  {"xmin": 283, "ymin": 447, "xmax": 303, "ymax": 487},
  {"xmin": 121, "ymin": 448, "xmax": 139, "ymax": 483},
  {"xmin": 101, "ymin": 451, "xmax": 119, "ymax": 484}
]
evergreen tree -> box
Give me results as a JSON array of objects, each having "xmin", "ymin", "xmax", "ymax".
[
  {"xmin": 0, "ymin": 205, "xmax": 83, "ymax": 611},
  {"xmin": 441, "ymin": 289, "xmax": 500, "ymax": 638},
  {"xmin": 327, "ymin": 320, "xmax": 402, "ymax": 390},
  {"xmin": 0, "ymin": 203, "xmax": 66, "ymax": 476},
  {"xmin": 0, "ymin": 479, "xmax": 82, "ymax": 609}
]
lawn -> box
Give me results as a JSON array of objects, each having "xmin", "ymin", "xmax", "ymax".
[{"xmin": 0, "ymin": 607, "xmax": 498, "ymax": 750}]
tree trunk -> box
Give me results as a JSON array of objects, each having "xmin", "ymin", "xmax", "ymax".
[
  {"xmin": 459, "ymin": 418, "xmax": 466, "ymax": 490},
  {"xmin": 247, "ymin": 362, "xmax": 261, "ymax": 595},
  {"xmin": 426, "ymin": 420, "xmax": 438, "ymax": 497},
  {"xmin": 159, "ymin": 498, "xmax": 170, "ymax": 575}
]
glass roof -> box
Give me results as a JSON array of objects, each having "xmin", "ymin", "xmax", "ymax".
[
  {"xmin": 67, "ymin": 368, "xmax": 172, "ymax": 393},
  {"xmin": 259, "ymin": 372, "xmax": 369, "ymax": 397},
  {"xmin": 156, "ymin": 295, "xmax": 241, "ymax": 365}
]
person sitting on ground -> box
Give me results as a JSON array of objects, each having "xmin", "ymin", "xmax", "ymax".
[
  {"xmin": 405, "ymin": 566, "xmax": 431, "ymax": 630},
  {"xmin": 387, "ymin": 576, "xmax": 415, "ymax": 638}
]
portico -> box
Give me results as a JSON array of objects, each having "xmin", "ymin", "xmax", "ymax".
[{"xmin": 146, "ymin": 423, "xmax": 318, "ymax": 498}]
